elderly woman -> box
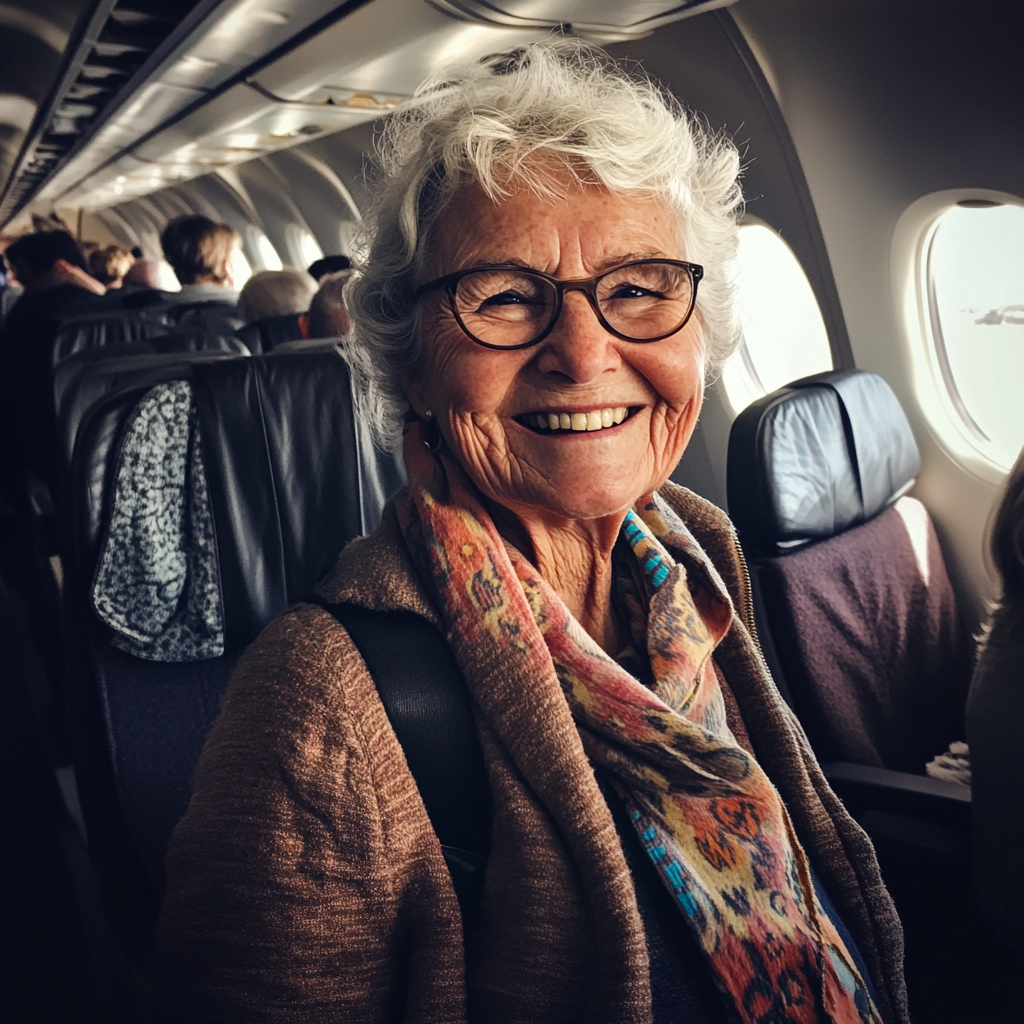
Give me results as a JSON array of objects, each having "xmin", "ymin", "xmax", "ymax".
[{"xmin": 159, "ymin": 42, "xmax": 906, "ymax": 1024}]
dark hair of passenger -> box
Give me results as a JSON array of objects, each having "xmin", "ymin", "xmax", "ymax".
[
  {"xmin": 5, "ymin": 230, "xmax": 88, "ymax": 278},
  {"xmin": 991, "ymin": 449, "xmax": 1024, "ymax": 612},
  {"xmin": 307, "ymin": 254, "xmax": 351, "ymax": 281},
  {"xmin": 160, "ymin": 215, "xmax": 239, "ymax": 286}
]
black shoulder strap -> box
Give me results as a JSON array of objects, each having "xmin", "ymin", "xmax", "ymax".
[{"xmin": 314, "ymin": 601, "xmax": 491, "ymax": 929}]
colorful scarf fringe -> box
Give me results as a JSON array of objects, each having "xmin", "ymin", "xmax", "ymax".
[{"xmin": 398, "ymin": 426, "xmax": 880, "ymax": 1024}]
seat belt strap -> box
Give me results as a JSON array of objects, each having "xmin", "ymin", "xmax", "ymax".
[{"xmin": 312, "ymin": 600, "xmax": 491, "ymax": 932}]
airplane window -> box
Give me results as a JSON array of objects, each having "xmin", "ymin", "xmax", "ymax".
[
  {"xmin": 154, "ymin": 259, "xmax": 182, "ymax": 292},
  {"xmin": 719, "ymin": 224, "xmax": 833, "ymax": 414},
  {"xmin": 296, "ymin": 229, "xmax": 324, "ymax": 267},
  {"xmin": 255, "ymin": 232, "xmax": 283, "ymax": 271},
  {"xmin": 231, "ymin": 246, "xmax": 254, "ymax": 290},
  {"xmin": 927, "ymin": 202, "xmax": 1024, "ymax": 469}
]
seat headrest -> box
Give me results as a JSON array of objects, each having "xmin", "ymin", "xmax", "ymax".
[
  {"xmin": 51, "ymin": 309, "xmax": 169, "ymax": 368},
  {"xmin": 727, "ymin": 370, "xmax": 920, "ymax": 557}
]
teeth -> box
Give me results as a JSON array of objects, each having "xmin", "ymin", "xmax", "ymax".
[{"xmin": 525, "ymin": 407, "xmax": 632, "ymax": 432}]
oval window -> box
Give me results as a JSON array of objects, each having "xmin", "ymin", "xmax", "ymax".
[
  {"xmin": 230, "ymin": 246, "xmax": 253, "ymax": 290},
  {"xmin": 296, "ymin": 229, "xmax": 324, "ymax": 268},
  {"xmin": 720, "ymin": 224, "xmax": 833, "ymax": 413},
  {"xmin": 926, "ymin": 202, "xmax": 1024, "ymax": 469},
  {"xmin": 254, "ymin": 232, "xmax": 283, "ymax": 271}
]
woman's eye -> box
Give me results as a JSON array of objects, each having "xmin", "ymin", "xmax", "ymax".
[
  {"xmin": 480, "ymin": 290, "xmax": 525, "ymax": 306},
  {"xmin": 610, "ymin": 284, "xmax": 660, "ymax": 300}
]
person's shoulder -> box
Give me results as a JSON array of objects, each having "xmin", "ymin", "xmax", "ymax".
[
  {"xmin": 223, "ymin": 602, "xmax": 364, "ymax": 724},
  {"xmin": 315, "ymin": 497, "xmax": 441, "ymax": 626},
  {"xmin": 658, "ymin": 480, "xmax": 734, "ymax": 545}
]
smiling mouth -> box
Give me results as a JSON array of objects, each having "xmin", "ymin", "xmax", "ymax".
[{"xmin": 514, "ymin": 406, "xmax": 640, "ymax": 434}]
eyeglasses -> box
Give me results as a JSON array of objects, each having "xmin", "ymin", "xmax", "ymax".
[{"xmin": 414, "ymin": 258, "xmax": 704, "ymax": 350}]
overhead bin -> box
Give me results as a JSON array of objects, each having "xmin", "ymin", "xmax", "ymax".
[
  {"xmin": 19, "ymin": 0, "xmax": 736, "ymax": 219},
  {"xmin": 428, "ymin": 0, "xmax": 738, "ymax": 42}
]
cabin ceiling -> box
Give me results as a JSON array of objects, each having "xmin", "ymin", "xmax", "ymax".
[{"xmin": 0, "ymin": 0, "xmax": 735, "ymax": 230}]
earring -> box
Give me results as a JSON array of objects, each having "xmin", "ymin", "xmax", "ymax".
[{"xmin": 422, "ymin": 410, "xmax": 442, "ymax": 453}]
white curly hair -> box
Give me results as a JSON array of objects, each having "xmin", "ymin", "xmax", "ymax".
[{"xmin": 346, "ymin": 38, "xmax": 744, "ymax": 451}]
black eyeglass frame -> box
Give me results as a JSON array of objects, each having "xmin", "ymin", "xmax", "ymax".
[{"xmin": 414, "ymin": 258, "xmax": 705, "ymax": 351}]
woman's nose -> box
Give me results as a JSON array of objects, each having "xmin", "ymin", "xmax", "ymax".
[{"xmin": 535, "ymin": 292, "xmax": 621, "ymax": 383}]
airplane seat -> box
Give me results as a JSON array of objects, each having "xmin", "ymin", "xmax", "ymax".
[
  {"xmin": 166, "ymin": 300, "xmax": 244, "ymax": 336},
  {"xmin": 728, "ymin": 368, "xmax": 972, "ymax": 775},
  {"xmin": 966, "ymin": 445, "xmax": 1024, "ymax": 953},
  {"xmin": 235, "ymin": 312, "xmax": 305, "ymax": 354},
  {"xmin": 49, "ymin": 309, "xmax": 172, "ymax": 368},
  {"xmin": 61, "ymin": 348, "xmax": 406, "ymax": 921},
  {"xmin": 52, "ymin": 338, "xmax": 249, "ymax": 422}
]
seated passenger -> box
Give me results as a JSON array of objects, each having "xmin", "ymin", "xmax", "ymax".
[
  {"xmin": 305, "ymin": 268, "xmax": 351, "ymax": 338},
  {"xmin": 0, "ymin": 253, "xmax": 21, "ymax": 332},
  {"xmin": 119, "ymin": 258, "xmax": 179, "ymax": 308},
  {"xmin": 0, "ymin": 231, "xmax": 106, "ymax": 487},
  {"xmin": 968, "ymin": 447, "xmax": 1024, "ymax": 954},
  {"xmin": 88, "ymin": 245, "xmax": 135, "ymax": 289},
  {"xmin": 307, "ymin": 253, "xmax": 351, "ymax": 281},
  {"xmin": 237, "ymin": 269, "xmax": 317, "ymax": 324},
  {"xmin": 160, "ymin": 42, "xmax": 906, "ymax": 1024},
  {"xmin": 160, "ymin": 215, "xmax": 240, "ymax": 305}
]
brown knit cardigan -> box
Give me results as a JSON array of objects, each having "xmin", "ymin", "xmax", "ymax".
[{"xmin": 158, "ymin": 483, "xmax": 908, "ymax": 1024}]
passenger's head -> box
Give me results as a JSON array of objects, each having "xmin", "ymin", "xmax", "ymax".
[
  {"xmin": 160, "ymin": 216, "xmax": 239, "ymax": 287},
  {"xmin": 347, "ymin": 40, "xmax": 742, "ymax": 520},
  {"xmin": 89, "ymin": 245, "xmax": 135, "ymax": 287},
  {"xmin": 307, "ymin": 254, "xmax": 351, "ymax": 281},
  {"xmin": 307, "ymin": 270, "xmax": 352, "ymax": 339},
  {"xmin": 123, "ymin": 258, "xmax": 167, "ymax": 290},
  {"xmin": 5, "ymin": 230, "xmax": 89, "ymax": 284},
  {"xmin": 991, "ymin": 447, "xmax": 1024, "ymax": 609},
  {"xmin": 238, "ymin": 269, "xmax": 317, "ymax": 324}
]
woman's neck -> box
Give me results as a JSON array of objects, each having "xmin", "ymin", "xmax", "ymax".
[{"xmin": 485, "ymin": 499, "xmax": 626, "ymax": 654}]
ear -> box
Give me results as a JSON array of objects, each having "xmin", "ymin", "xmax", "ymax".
[{"xmin": 401, "ymin": 374, "xmax": 430, "ymax": 420}]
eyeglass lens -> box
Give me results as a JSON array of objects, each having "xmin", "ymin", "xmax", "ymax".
[{"xmin": 452, "ymin": 261, "xmax": 695, "ymax": 348}]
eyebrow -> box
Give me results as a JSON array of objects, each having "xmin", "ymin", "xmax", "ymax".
[{"xmin": 463, "ymin": 251, "xmax": 669, "ymax": 274}]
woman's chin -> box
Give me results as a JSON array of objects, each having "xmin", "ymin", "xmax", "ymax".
[{"xmin": 499, "ymin": 471, "xmax": 655, "ymax": 524}]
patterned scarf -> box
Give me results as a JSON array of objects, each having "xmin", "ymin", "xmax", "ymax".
[{"xmin": 398, "ymin": 425, "xmax": 880, "ymax": 1024}]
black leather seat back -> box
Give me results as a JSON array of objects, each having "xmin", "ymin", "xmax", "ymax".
[
  {"xmin": 235, "ymin": 313, "xmax": 305, "ymax": 355},
  {"xmin": 193, "ymin": 353, "xmax": 388, "ymax": 647},
  {"xmin": 167, "ymin": 300, "xmax": 243, "ymax": 336},
  {"xmin": 56, "ymin": 350, "xmax": 245, "ymax": 482},
  {"xmin": 64, "ymin": 347, "xmax": 405, "ymax": 885},
  {"xmin": 728, "ymin": 369, "xmax": 921, "ymax": 558},
  {"xmin": 70, "ymin": 347, "xmax": 405, "ymax": 648},
  {"xmin": 50, "ymin": 309, "xmax": 171, "ymax": 368}
]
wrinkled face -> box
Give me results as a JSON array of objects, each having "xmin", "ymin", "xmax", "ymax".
[{"xmin": 405, "ymin": 177, "xmax": 706, "ymax": 523}]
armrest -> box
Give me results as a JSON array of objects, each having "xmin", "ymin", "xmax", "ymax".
[{"xmin": 821, "ymin": 761, "xmax": 971, "ymax": 830}]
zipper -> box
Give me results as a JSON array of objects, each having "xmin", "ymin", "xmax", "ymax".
[{"xmin": 730, "ymin": 523, "xmax": 771, "ymax": 675}]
